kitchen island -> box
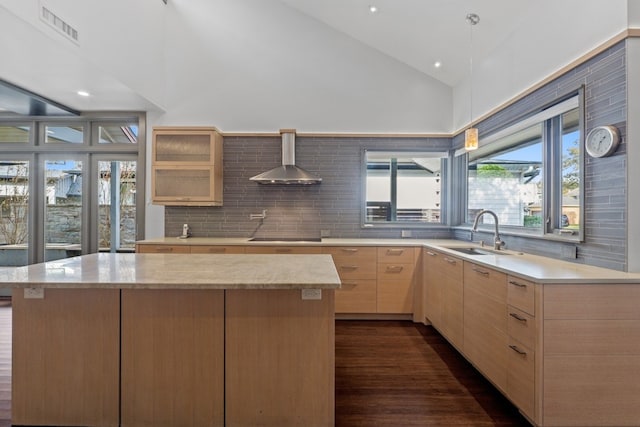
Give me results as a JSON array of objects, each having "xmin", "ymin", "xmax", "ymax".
[{"xmin": 2, "ymin": 253, "xmax": 341, "ymax": 427}]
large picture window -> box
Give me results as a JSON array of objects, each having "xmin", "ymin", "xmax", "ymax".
[{"xmin": 466, "ymin": 94, "xmax": 583, "ymax": 241}]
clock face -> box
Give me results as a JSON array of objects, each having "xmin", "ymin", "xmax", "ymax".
[{"xmin": 585, "ymin": 125, "xmax": 619, "ymax": 158}]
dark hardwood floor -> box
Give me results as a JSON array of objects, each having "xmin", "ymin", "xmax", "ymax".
[
  {"xmin": 335, "ymin": 320, "xmax": 531, "ymax": 426},
  {"xmin": 0, "ymin": 304, "xmax": 529, "ymax": 426}
]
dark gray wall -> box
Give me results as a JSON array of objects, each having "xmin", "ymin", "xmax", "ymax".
[
  {"xmin": 166, "ymin": 135, "xmax": 452, "ymax": 241},
  {"xmin": 452, "ymin": 41, "xmax": 627, "ymax": 271},
  {"xmin": 166, "ymin": 40, "xmax": 628, "ymax": 271}
]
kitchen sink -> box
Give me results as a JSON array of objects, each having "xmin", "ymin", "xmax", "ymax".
[{"xmin": 444, "ymin": 246, "xmax": 511, "ymax": 256}]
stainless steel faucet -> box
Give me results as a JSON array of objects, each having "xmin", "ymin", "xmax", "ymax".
[{"xmin": 471, "ymin": 209, "xmax": 505, "ymax": 250}]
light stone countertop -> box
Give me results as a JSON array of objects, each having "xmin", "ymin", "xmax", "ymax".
[
  {"xmin": 137, "ymin": 237, "xmax": 640, "ymax": 284},
  {"xmin": 0, "ymin": 253, "xmax": 341, "ymax": 290}
]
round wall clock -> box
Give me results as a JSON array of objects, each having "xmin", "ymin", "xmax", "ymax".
[{"xmin": 585, "ymin": 125, "xmax": 620, "ymax": 158}]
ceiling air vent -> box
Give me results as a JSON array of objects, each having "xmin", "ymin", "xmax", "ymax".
[{"xmin": 41, "ymin": 6, "xmax": 79, "ymax": 44}]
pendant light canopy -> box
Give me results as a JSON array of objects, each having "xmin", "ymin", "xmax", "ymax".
[{"xmin": 465, "ymin": 13, "xmax": 479, "ymax": 151}]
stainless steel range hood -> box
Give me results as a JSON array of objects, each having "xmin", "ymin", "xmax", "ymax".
[{"xmin": 250, "ymin": 129, "xmax": 322, "ymax": 185}]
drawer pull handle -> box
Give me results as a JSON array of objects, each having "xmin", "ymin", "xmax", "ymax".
[
  {"xmin": 341, "ymin": 281, "xmax": 358, "ymax": 288},
  {"xmin": 509, "ymin": 345, "xmax": 527, "ymax": 356},
  {"xmin": 156, "ymin": 247, "xmax": 173, "ymax": 252},
  {"xmin": 275, "ymin": 248, "xmax": 292, "ymax": 253},
  {"xmin": 509, "ymin": 312, "xmax": 527, "ymax": 323},
  {"xmin": 472, "ymin": 267, "xmax": 489, "ymax": 276},
  {"xmin": 426, "ymin": 251, "xmax": 437, "ymax": 256},
  {"xmin": 386, "ymin": 265, "xmax": 404, "ymax": 273},
  {"xmin": 341, "ymin": 248, "xmax": 359, "ymax": 253},
  {"xmin": 509, "ymin": 280, "xmax": 527, "ymax": 288},
  {"xmin": 386, "ymin": 249, "xmax": 404, "ymax": 255},
  {"xmin": 443, "ymin": 257, "xmax": 457, "ymax": 264},
  {"xmin": 341, "ymin": 265, "xmax": 359, "ymax": 270}
]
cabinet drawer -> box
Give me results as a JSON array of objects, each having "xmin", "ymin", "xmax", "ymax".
[
  {"xmin": 136, "ymin": 244, "xmax": 190, "ymax": 254},
  {"xmin": 508, "ymin": 306, "xmax": 536, "ymax": 349},
  {"xmin": 323, "ymin": 246, "xmax": 377, "ymax": 263},
  {"xmin": 335, "ymin": 279, "xmax": 377, "ymax": 313},
  {"xmin": 464, "ymin": 262, "xmax": 507, "ymax": 300},
  {"xmin": 507, "ymin": 338, "xmax": 535, "ymax": 419},
  {"xmin": 507, "ymin": 275, "xmax": 535, "ymax": 315},
  {"xmin": 191, "ymin": 245, "xmax": 246, "ymax": 254},
  {"xmin": 245, "ymin": 246, "xmax": 322, "ymax": 254},
  {"xmin": 377, "ymin": 247, "xmax": 414, "ymax": 263}
]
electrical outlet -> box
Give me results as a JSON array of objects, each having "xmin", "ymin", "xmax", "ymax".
[
  {"xmin": 301, "ymin": 289, "xmax": 322, "ymax": 300},
  {"xmin": 320, "ymin": 229, "xmax": 331, "ymax": 238},
  {"xmin": 24, "ymin": 287, "xmax": 44, "ymax": 299},
  {"xmin": 401, "ymin": 230, "xmax": 412, "ymax": 238}
]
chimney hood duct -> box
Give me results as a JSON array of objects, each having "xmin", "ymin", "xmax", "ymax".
[{"xmin": 250, "ymin": 129, "xmax": 322, "ymax": 185}]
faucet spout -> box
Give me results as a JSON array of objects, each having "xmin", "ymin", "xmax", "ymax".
[{"xmin": 472, "ymin": 209, "xmax": 505, "ymax": 250}]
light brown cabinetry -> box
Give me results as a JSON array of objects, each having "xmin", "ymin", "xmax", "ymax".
[
  {"xmin": 463, "ymin": 262, "xmax": 508, "ymax": 392},
  {"xmin": 136, "ymin": 244, "xmax": 191, "ymax": 254},
  {"xmin": 121, "ymin": 290, "xmax": 225, "ymax": 427},
  {"xmin": 245, "ymin": 246, "xmax": 322, "ymax": 254},
  {"xmin": 12, "ymin": 289, "xmax": 120, "ymax": 427},
  {"xmin": 506, "ymin": 275, "xmax": 537, "ymax": 420},
  {"xmin": 225, "ymin": 289, "xmax": 335, "ymax": 426},
  {"xmin": 423, "ymin": 249, "xmax": 464, "ymax": 350},
  {"xmin": 136, "ymin": 244, "xmax": 245, "ymax": 254},
  {"xmin": 542, "ymin": 284, "xmax": 640, "ymax": 427},
  {"xmin": 151, "ymin": 127, "xmax": 223, "ymax": 206},
  {"xmin": 377, "ymin": 247, "xmax": 415, "ymax": 313},
  {"xmin": 323, "ymin": 246, "xmax": 377, "ymax": 313},
  {"xmin": 190, "ymin": 245, "xmax": 246, "ymax": 254}
]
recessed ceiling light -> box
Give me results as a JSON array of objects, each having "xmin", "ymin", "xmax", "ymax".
[
  {"xmin": 434, "ymin": 61, "xmax": 442, "ymax": 68},
  {"xmin": 369, "ymin": 5, "xmax": 378, "ymax": 13},
  {"xmin": 77, "ymin": 90, "xmax": 90, "ymax": 97}
]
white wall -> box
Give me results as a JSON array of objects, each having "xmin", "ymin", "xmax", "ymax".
[
  {"xmin": 452, "ymin": 0, "xmax": 630, "ymax": 133},
  {"xmin": 158, "ymin": 0, "xmax": 452, "ymax": 133},
  {"xmin": 0, "ymin": 0, "xmax": 166, "ymax": 112}
]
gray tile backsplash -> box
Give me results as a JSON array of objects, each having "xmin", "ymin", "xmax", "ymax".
[
  {"xmin": 166, "ymin": 40, "xmax": 628, "ymax": 271},
  {"xmin": 166, "ymin": 135, "xmax": 452, "ymax": 241}
]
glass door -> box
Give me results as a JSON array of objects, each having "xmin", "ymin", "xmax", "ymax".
[
  {"xmin": 97, "ymin": 159, "xmax": 137, "ymax": 252},
  {"xmin": 0, "ymin": 160, "xmax": 29, "ymax": 267},
  {"xmin": 44, "ymin": 159, "xmax": 83, "ymax": 261}
]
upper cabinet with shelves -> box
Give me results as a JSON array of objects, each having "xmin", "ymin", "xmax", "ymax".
[{"xmin": 151, "ymin": 127, "xmax": 223, "ymax": 206}]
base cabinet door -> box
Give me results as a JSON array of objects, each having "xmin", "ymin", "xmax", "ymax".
[
  {"xmin": 225, "ymin": 289, "xmax": 335, "ymax": 427},
  {"xmin": 12, "ymin": 289, "xmax": 120, "ymax": 427},
  {"xmin": 121, "ymin": 290, "xmax": 225, "ymax": 427},
  {"xmin": 463, "ymin": 262, "xmax": 508, "ymax": 392}
]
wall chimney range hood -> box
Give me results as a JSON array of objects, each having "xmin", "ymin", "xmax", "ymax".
[{"xmin": 250, "ymin": 129, "xmax": 322, "ymax": 185}]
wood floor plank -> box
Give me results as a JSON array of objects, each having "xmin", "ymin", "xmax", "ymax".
[{"xmin": 335, "ymin": 320, "xmax": 530, "ymax": 427}]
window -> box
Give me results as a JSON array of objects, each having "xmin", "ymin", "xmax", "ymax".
[
  {"xmin": 465, "ymin": 94, "xmax": 583, "ymax": 241},
  {"xmin": 0, "ymin": 115, "xmax": 145, "ymax": 266},
  {"xmin": 363, "ymin": 150, "xmax": 446, "ymax": 226}
]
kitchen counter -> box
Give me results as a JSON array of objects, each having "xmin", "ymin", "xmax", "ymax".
[
  {"xmin": 137, "ymin": 237, "xmax": 640, "ymax": 284},
  {"xmin": 8, "ymin": 252, "xmax": 338, "ymax": 427},
  {"xmin": 1, "ymin": 252, "xmax": 340, "ymax": 289}
]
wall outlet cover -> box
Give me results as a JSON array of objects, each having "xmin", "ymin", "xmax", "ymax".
[{"xmin": 301, "ymin": 289, "xmax": 322, "ymax": 300}]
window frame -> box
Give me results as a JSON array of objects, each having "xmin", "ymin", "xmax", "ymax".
[
  {"xmin": 460, "ymin": 90, "xmax": 584, "ymax": 242},
  {"xmin": 361, "ymin": 148, "xmax": 450, "ymax": 229},
  {"xmin": 0, "ymin": 113, "xmax": 145, "ymax": 264}
]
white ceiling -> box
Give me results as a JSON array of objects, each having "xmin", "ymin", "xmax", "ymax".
[{"xmin": 277, "ymin": 0, "xmax": 531, "ymax": 87}]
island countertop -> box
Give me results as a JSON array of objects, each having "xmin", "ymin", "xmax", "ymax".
[{"xmin": 0, "ymin": 253, "xmax": 342, "ymax": 290}]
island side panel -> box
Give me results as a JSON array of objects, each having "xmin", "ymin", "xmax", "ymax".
[
  {"xmin": 225, "ymin": 289, "xmax": 335, "ymax": 427},
  {"xmin": 12, "ymin": 288, "xmax": 120, "ymax": 427},
  {"xmin": 121, "ymin": 289, "xmax": 225, "ymax": 427}
]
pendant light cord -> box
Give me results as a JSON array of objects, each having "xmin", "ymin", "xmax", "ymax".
[{"xmin": 466, "ymin": 13, "xmax": 479, "ymax": 130}]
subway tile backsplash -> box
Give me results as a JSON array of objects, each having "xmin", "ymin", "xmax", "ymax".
[{"xmin": 166, "ymin": 135, "xmax": 452, "ymax": 241}]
